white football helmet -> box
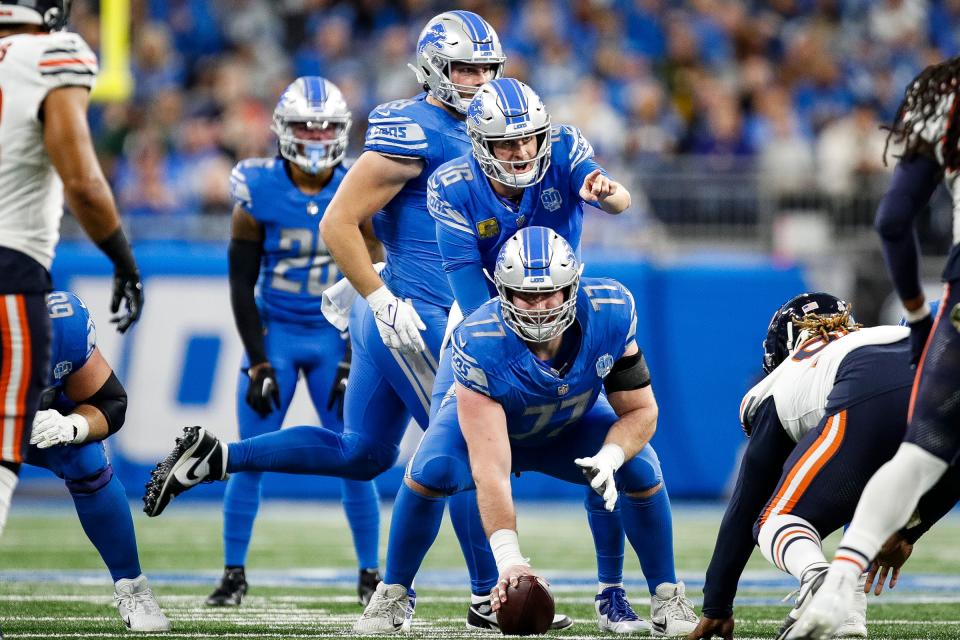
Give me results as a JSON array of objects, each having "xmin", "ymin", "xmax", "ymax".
[
  {"xmin": 467, "ymin": 78, "xmax": 552, "ymax": 188},
  {"xmin": 494, "ymin": 226, "xmax": 582, "ymax": 343},
  {"xmin": 0, "ymin": 0, "xmax": 71, "ymax": 30},
  {"xmin": 411, "ymin": 11, "xmax": 506, "ymax": 114},
  {"xmin": 272, "ymin": 76, "xmax": 352, "ymax": 175}
]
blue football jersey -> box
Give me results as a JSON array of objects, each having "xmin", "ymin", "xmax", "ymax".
[
  {"xmin": 43, "ymin": 291, "xmax": 97, "ymax": 411},
  {"xmin": 229, "ymin": 157, "xmax": 346, "ymax": 325},
  {"xmin": 364, "ymin": 93, "xmax": 472, "ymax": 308},
  {"xmin": 450, "ymin": 277, "xmax": 637, "ymax": 446},
  {"xmin": 430, "ymin": 125, "xmax": 603, "ymax": 316}
]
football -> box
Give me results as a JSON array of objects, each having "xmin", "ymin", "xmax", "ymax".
[{"xmin": 495, "ymin": 575, "xmax": 555, "ymax": 636}]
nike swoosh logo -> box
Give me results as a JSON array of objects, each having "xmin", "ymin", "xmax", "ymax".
[
  {"xmin": 123, "ymin": 616, "xmax": 132, "ymax": 628},
  {"xmin": 184, "ymin": 450, "xmax": 211, "ymax": 482},
  {"xmin": 651, "ymin": 619, "xmax": 667, "ymax": 633}
]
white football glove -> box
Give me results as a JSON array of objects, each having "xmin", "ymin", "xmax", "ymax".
[
  {"xmin": 575, "ymin": 443, "xmax": 626, "ymax": 511},
  {"xmin": 30, "ymin": 409, "xmax": 89, "ymax": 449},
  {"xmin": 366, "ymin": 285, "xmax": 427, "ymax": 354}
]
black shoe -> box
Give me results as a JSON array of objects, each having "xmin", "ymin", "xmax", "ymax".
[
  {"xmin": 206, "ymin": 567, "xmax": 248, "ymax": 606},
  {"xmin": 143, "ymin": 426, "xmax": 227, "ymax": 517},
  {"xmin": 358, "ymin": 568, "xmax": 382, "ymax": 606},
  {"xmin": 466, "ymin": 600, "xmax": 574, "ymax": 631}
]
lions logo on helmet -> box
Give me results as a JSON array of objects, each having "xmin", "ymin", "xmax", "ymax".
[
  {"xmin": 271, "ymin": 76, "xmax": 352, "ymax": 175},
  {"xmin": 0, "ymin": 0, "xmax": 72, "ymax": 30},
  {"xmin": 494, "ymin": 226, "xmax": 582, "ymax": 343},
  {"xmin": 762, "ymin": 292, "xmax": 856, "ymax": 373},
  {"xmin": 467, "ymin": 78, "xmax": 552, "ymax": 188},
  {"xmin": 410, "ymin": 11, "xmax": 506, "ymax": 114}
]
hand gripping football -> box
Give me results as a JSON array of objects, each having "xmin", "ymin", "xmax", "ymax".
[{"xmin": 496, "ymin": 575, "xmax": 555, "ymax": 635}]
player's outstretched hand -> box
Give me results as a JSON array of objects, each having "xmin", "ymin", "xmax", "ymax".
[
  {"xmin": 489, "ymin": 565, "xmax": 538, "ymax": 613},
  {"xmin": 579, "ymin": 169, "xmax": 617, "ymax": 204},
  {"xmin": 110, "ymin": 268, "xmax": 143, "ymax": 334},
  {"xmin": 246, "ymin": 363, "xmax": 280, "ymax": 417},
  {"xmin": 366, "ymin": 285, "xmax": 426, "ymax": 354},
  {"xmin": 686, "ymin": 615, "xmax": 735, "ymax": 639},
  {"xmin": 575, "ymin": 443, "xmax": 625, "ymax": 511},
  {"xmin": 866, "ymin": 532, "xmax": 913, "ymax": 595}
]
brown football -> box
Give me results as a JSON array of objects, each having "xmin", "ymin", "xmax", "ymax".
[{"xmin": 495, "ymin": 575, "xmax": 555, "ymax": 636}]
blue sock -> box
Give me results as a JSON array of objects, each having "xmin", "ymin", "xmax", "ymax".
[
  {"xmin": 383, "ymin": 483, "xmax": 446, "ymax": 589},
  {"xmin": 341, "ymin": 478, "xmax": 380, "ymax": 570},
  {"xmin": 70, "ymin": 474, "xmax": 142, "ymax": 582},
  {"xmin": 222, "ymin": 471, "xmax": 263, "ymax": 567},
  {"xmin": 622, "ymin": 487, "xmax": 677, "ymax": 594},
  {"xmin": 449, "ymin": 490, "xmax": 497, "ymax": 596},
  {"xmin": 585, "ymin": 488, "xmax": 625, "ymax": 585}
]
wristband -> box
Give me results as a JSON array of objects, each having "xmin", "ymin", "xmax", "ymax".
[
  {"xmin": 70, "ymin": 413, "xmax": 90, "ymax": 444},
  {"xmin": 595, "ymin": 443, "xmax": 626, "ymax": 471},
  {"xmin": 490, "ymin": 529, "xmax": 529, "ymax": 575},
  {"xmin": 365, "ymin": 285, "xmax": 393, "ymax": 307},
  {"xmin": 904, "ymin": 304, "xmax": 931, "ymax": 324}
]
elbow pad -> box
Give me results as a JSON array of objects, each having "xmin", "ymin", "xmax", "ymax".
[
  {"xmin": 603, "ymin": 351, "xmax": 651, "ymax": 394},
  {"xmin": 85, "ymin": 372, "xmax": 127, "ymax": 435}
]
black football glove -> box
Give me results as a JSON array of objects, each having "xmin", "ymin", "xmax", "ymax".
[
  {"xmin": 908, "ymin": 313, "xmax": 934, "ymax": 366},
  {"xmin": 327, "ymin": 339, "xmax": 351, "ymax": 422},
  {"xmin": 110, "ymin": 268, "xmax": 143, "ymax": 334},
  {"xmin": 246, "ymin": 364, "xmax": 280, "ymax": 417}
]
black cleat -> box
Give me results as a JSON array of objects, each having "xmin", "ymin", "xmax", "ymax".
[
  {"xmin": 466, "ymin": 600, "xmax": 574, "ymax": 632},
  {"xmin": 143, "ymin": 426, "xmax": 227, "ymax": 517},
  {"xmin": 358, "ymin": 568, "xmax": 382, "ymax": 606},
  {"xmin": 206, "ymin": 567, "xmax": 248, "ymax": 607}
]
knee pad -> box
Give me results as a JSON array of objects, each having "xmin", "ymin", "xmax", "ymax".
[
  {"xmin": 65, "ymin": 464, "xmax": 114, "ymax": 495},
  {"xmin": 408, "ymin": 453, "xmax": 469, "ymax": 496}
]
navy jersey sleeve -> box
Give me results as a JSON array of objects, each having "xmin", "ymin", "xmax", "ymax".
[
  {"xmin": 364, "ymin": 100, "xmax": 433, "ymax": 161},
  {"xmin": 556, "ymin": 125, "xmax": 605, "ymax": 209},
  {"xmin": 701, "ymin": 397, "xmax": 796, "ymax": 618},
  {"xmin": 47, "ymin": 291, "xmax": 97, "ymax": 375}
]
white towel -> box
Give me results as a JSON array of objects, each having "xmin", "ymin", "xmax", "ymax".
[{"xmin": 321, "ymin": 262, "xmax": 386, "ymax": 331}]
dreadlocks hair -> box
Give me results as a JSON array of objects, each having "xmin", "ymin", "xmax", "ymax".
[
  {"xmin": 884, "ymin": 56, "xmax": 960, "ymax": 169},
  {"xmin": 792, "ymin": 306, "xmax": 861, "ymax": 345}
]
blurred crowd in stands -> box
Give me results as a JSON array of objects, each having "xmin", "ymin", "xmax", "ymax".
[{"xmin": 72, "ymin": 0, "xmax": 954, "ymax": 219}]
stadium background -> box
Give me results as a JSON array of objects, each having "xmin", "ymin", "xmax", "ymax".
[{"xmin": 22, "ymin": 0, "xmax": 959, "ymax": 502}]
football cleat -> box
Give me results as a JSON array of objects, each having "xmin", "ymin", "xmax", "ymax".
[
  {"xmin": 206, "ymin": 567, "xmax": 248, "ymax": 607},
  {"xmin": 466, "ymin": 599, "xmax": 574, "ymax": 632},
  {"xmin": 354, "ymin": 582, "xmax": 411, "ymax": 634},
  {"xmin": 776, "ymin": 564, "xmax": 829, "ymax": 640},
  {"xmin": 358, "ymin": 568, "xmax": 382, "ymax": 606},
  {"xmin": 114, "ymin": 574, "xmax": 171, "ymax": 632},
  {"xmin": 143, "ymin": 426, "xmax": 227, "ymax": 517},
  {"xmin": 786, "ymin": 568, "xmax": 858, "ymax": 640},
  {"xmin": 835, "ymin": 574, "xmax": 868, "ymax": 638},
  {"xmin": 650, "ymin": 581, "xmax": 698, "ymax": 636},
  {"xmin": 596, "ymin": 586, "xmax": 653, "ymax": 634}
]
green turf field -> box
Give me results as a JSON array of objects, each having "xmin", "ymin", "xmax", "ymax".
[{"xmin": 2, "ymin": 500, "xmax": 959, "ymax": 638}]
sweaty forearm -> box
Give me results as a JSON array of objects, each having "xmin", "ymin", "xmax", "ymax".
[
  {"xmin": 475, "ymin": 475, "xmax": 517, "ymax": 537},
  {"xmin": 322, "ymin": 219, "xmax": 387, "ymax": 298},
  {"xmin": 72, "ymin": 404, "xmax": 109, "ymax": 442},
  {"xmin": 65, "ymin": 176, "xmax": 123, "ymax": 242},
  {"xmin": 604, "ymin": 406, "xmax": 656, "ymax": 461}
]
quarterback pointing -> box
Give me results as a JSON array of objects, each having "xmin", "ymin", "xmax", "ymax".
[{"xmin": 0, "ymin": 0, "xmax": 143, "ymax": 551}]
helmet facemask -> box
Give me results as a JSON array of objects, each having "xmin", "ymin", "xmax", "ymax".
[
  {"xmin": 273, "ymin": 116, "xmax": 350, "ymax": 175},
  {"xmin": 471, "ymin": 125, "xmax": 552, "ymax": 188}
]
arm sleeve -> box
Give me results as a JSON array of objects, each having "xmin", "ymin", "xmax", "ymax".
[
  {"xmin": 447, "ymin": 264, "xmax": 494, "ymax": 318},
  {"xmin": 874, "ymin": 154, "xmax": 943, "ymax": 303},
  {"xmin": 901, "ymin": 464, "xmax": 960, "ymax": 544},
  {"xmin": 228, "ymin": 239, "xmax": 268, "ymax": 366},
  {"xmin": 701, "ymin": 398, "xmax": 796, "ymax": 618}
]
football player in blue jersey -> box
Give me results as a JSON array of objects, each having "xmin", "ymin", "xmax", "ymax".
[
  {"xmin": 26, "ymin": 291, "xmax": 168, "ymax": 631},
  {"xmin": 425, "ymin": 78, "xmax": 689, "ymax": 633},
  {"xmin": 142, "ymin": 13, "xmax": 575, "ymax": 629},
  {"xmin": 205, "ymin": 76, "xmax": 382, "ymax": 607},
  {"xmin": 356, "ymin": 227, "xmax": 697, "ymax": 636},
  {"xmin": 790, "ymin": 58, "xmax": 960, "ymax": 640}
]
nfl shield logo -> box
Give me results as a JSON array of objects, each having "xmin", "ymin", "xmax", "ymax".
[
  {"xmin": 596, "ymin": 354, "xmax": 614, "ymax": 378},
  {"xmin": 541, "ymin": 188, "xmax": 562, "ymax": 211},
  {"xmin": 557, "ymin": 384, "xmax": 569, "ymax": 396}
]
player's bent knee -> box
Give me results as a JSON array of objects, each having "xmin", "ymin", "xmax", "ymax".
[
  {"xmin": 404, "ymin": 477, "xmax": 447, "ymax": 498},
  {"xmin": 407, "ymin": 454, "xmax": 467, "ymax": 496},
  {"xmin": 624, "ymin": 481, "xmax": 663, "ymax": 499},
  {"xmin": 341, "ymin": 436, "xmax": 400, "ymax": 481},
  {"xmin": 65, "ymin": 464, "xmax": 114, "ymax": 495}
]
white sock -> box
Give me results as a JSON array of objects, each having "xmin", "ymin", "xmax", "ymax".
[
  {"xmin": 758, "ymin": 514, "xmax": 825, "ymax": 580},
  {"xmin": 471, "ymin": 593, "xmax": 489, "ymax": 605},
  {"xmin": 834, "ymin": 443, "xmax": 948, "ymax": 577},
  {"xmin": 599, "ymin": 582, "xmax": 623, "ymax": 594},
  {"xmin": 0, "ymin": 465, "xmax": 20, "ymax": 537}
]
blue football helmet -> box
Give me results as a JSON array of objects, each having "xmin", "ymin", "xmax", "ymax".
[
  {"xmin": 410, "ymin": 11, "xmax": 506, "ymax": 114},
  {"xmin": 762, "ymin": 292, "xmax": 855, "ymax": 373},
  {"xmin": 467, "ymin": 78, "xmax": 552, "ymax": 188},
  {"xmin": 494, "ymin": 227, "xmax": 582, "ymax": 343},
  {"xmin": 271, "ymin": 76, "xmax": 351, "ymax": 175},
  {"xmin": 0, "ymin": 0, "xmax": 71, "ymax": 30}
]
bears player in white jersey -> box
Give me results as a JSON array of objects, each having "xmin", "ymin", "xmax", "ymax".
[
  {"xmin": 790, "ymin": 57, "xmax": 960, "ymax": 640},
  {"xmin": 0, "ymin": 0, "xmax": 143, "ymax": 555}
]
